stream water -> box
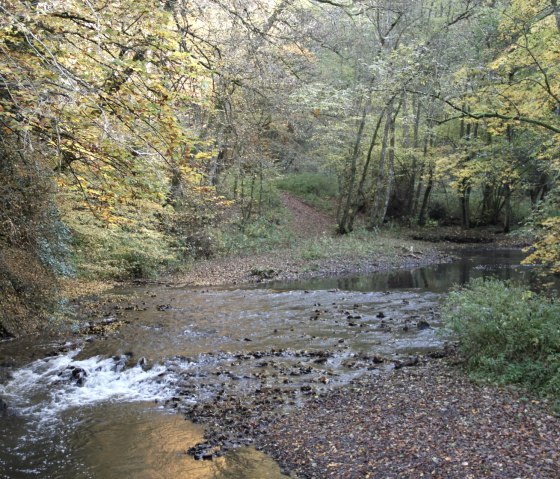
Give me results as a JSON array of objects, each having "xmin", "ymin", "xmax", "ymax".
[{"xmin": 0, "ymin": 249, "xmax": 542, "ymax": 478}]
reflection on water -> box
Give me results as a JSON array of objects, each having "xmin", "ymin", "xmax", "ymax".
[
  {"xmin": 75, "ymin": 403, "xmax": 287, "ymax": 479},
  {"xmin": 0, "ymin": 402, "xmax": 288, "ymax": 479},
  {"xmin": 265, "ymin": 249, "xmax": 539, "ymax": 292}
]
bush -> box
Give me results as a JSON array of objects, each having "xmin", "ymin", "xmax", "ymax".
[
  {"xmin": 68, "ymin": 216, "xmax": 179, "ymax": 280},
  {"xmin": 222, "ymin": 216, "xmax": 295, "ymax": 255},
  {"xmin": 442, "ymin": 278, "xmax": 560, "ymax": 398}
]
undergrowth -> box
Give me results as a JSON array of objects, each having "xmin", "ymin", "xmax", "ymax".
[
  {"xmin": 442, "ymin": 278, "xmax": 560, "ymax": 407},
  {"xmin": 221, "ymin": 216, "xmax": 296, "ymax": 255}
]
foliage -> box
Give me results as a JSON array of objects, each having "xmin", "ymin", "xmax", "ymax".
[
  {"xmin": 0, "ymin": 138, "xmax": 65, "ymax": 336},
  {"xmin": 62, "ymin": 196, "xmax": 178, "ymax": 280},
  {"xmin": 442, "ymin": 278, "xmax": 560, "ymax": 397},
  {"xmin": 222, "ymin": 216, "xmax": 295, "ymax": 256},
  {"xmin": 524, "ymin": 187, "xmax": 560, "ymax": 273},
  {"xmin": 1, "ymin": 0, "xmax": 560, "ymax": 334}
]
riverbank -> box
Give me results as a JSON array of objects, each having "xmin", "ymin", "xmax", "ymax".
[
  {"xmin": 8, "ymin": 224, "xmax": 557, "ymax": 478},
  {"xmin": 261, "ymin": 356, "xmax": 559, "ymax": 479},
  {"xmin": 175, "ymin": 226, "xmax": 531, "ymax": 288},
  {"xmin": 170, "ymin": 349, "xmax": 559, "ymax": 478},
  {"xmin": 174, "ymin": 233, "xmax": 454, "ymax": 287}
]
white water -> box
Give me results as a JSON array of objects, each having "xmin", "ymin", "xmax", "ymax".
[{"xmin": 0, "ymin": 347, "xmax": 179, "ymax": 424}]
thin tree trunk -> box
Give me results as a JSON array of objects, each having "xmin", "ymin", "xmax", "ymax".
[
  {"xmin": 407, "ymin": 95, "xmax": 422, "ymax": 213},
  {"xmin": 378, "ymin": 105, "xmax": 397, "ymax": 226},
  {"xmin": 347, "ymin": 108, "xmax": 386, "ymax": 232},
  {"xmin": 369, "ymin": 100, "xmax": 394, "ymax": 229},
  {"xmin": 418, "ymin": 163, "xmax": 434, "ymax": 226},
  {"xmin": 338, "ymin": 102, "xmax": 370, "ymax": 234},
  {"xmin": 460, "ymin": 179, "xmax": 471, "ymax": 229},
  {"xmin": 552, "ymin": 0, "xmax": 560, "ymax": 32},
  {"xmin": 503, "ymin": 183, "xmax": 512, "ymax": 233}
]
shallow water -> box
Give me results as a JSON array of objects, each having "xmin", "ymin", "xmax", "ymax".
[{"xmin": 0, "ymin": 249, "xmax": 540, "ymax": 478}]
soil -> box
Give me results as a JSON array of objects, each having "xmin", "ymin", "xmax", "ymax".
[{"xmin": 281, "ymin": 192, "xmax": 333, "ymax": 239}]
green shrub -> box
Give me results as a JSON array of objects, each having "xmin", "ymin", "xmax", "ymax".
[{"xmin": 442, "ymin": 278, "xmax": 560, "ymax": 398}]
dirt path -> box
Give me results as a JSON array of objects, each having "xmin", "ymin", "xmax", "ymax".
[{"xmin": 280, "ymin": 192, "xmax": 334, "ymax": 239}]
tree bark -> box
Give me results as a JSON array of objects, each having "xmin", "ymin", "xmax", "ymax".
[
  {"xmin": 378, "ymin": 105, "xmax": 397, "ymax": 226},
  {"xmin": 418, "ymin": 163, "xmax": 433, "ymax": 227},
  {"xmin": 503, "ymin": 183, "xmax": 512, "ymax": 233}
]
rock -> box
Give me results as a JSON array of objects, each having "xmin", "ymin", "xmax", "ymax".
[
  {"xmin": 417, "ymin": 319, "xmax": 431, "ymax": 330},
  {"xmin": 394, "ymin": 356, "xmax": 419, "ymax": 369},
  {"xmin": 376, "ymin": 312, "xmax": 385, "ymax": 318},
  {"xmin": 70, "ymin": 366, "xmax": 88, "ymax": 386},
  {"xmin": 0, "ymin": 398, "xmax": 8, "ymax": 415}
]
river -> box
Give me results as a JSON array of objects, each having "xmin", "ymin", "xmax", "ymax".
[{"xmin": 0, "ymin": 249, "xmax": 542, "ymax": 478}]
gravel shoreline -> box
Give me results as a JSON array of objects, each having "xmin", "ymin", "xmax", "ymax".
[
  {"xmin": 162, "ymin": 237, "xmax": 559, "ymax": 479},
  {"xmin": 174, "ymin": 241, "xmax": 454, "ymax": 288}
]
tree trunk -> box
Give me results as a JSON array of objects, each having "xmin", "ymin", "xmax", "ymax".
[
  {"xmin": 369, "ymin": 100, "xmax": 394, "ymax": 229},
  {"xmin": 503, "ymin": 183, "xmax": 512, "ymax": 233},
  {"xmin": 552, "ymin": 0, "xmax": 560, "ymax": 32},
  {"xmin": 407, "ymin": 95, "xmax": 422, "ymax": 213},
  {"xmin": 418, "ymin": 163, "xmax": 434, "ymax": 226},
  {"xmin": 460, "ymin": 180, "xmax": 471, "ymax": 229},
  {"xmin": 338, "ymin": 102, "xmax": 370, "ymax": 234},
  {"xmin": 369, "ymin": 99, "xmax": 403, "ymax": 229},
  {"xmin": 378, "ymin": 106, "xmax": 397, "ymax": 226},
  {"xmin": 347, "ymin": 108, "xmax": 386, "ymax": 232}
]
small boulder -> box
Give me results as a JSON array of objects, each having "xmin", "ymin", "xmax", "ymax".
[{"xmin": 417, "ymin": 319, "xmax": 431, "ymax": 330}]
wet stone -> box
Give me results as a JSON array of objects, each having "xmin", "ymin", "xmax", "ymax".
[{"xmin": 417, "ymin": 319, "xmax": 431, "ymax": 330}]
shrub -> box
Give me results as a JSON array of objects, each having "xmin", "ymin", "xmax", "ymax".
[
  {"xmin": 442, "ymin": 278, "xmax": 560, "ymax": 398},
  {"xmin": 222, "ymin": 216, "xmax": 295, "ymax": 255}
]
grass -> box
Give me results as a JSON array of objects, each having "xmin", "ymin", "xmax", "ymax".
[
  {"xmin": 298, "ymin": 228, "xmax": 403, "ymax": 260},
  {"xmin": 442, "ymin": 278, "xmax": 560, "ymax": 407},
  {"xmin": 275, "ymin": 172, "xmax": 338, "ymax": 212}
]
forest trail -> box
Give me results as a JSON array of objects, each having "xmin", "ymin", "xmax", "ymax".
[{"xmin": 280, "ymin": 192, "xmax": 334, "ymax": 239}]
